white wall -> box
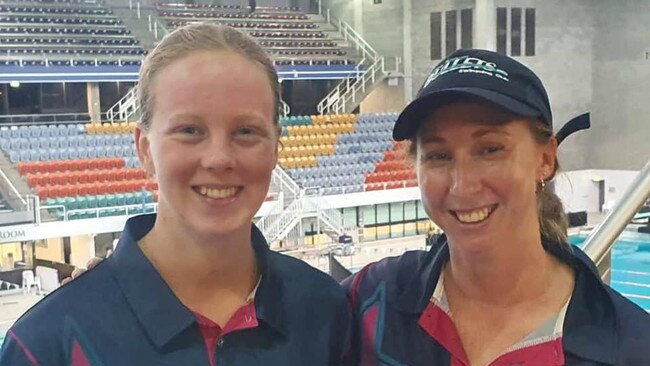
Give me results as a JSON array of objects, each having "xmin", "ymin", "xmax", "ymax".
[{"xmin": 555, "ymin": 169, "xmax": 640, "ymax": 213}]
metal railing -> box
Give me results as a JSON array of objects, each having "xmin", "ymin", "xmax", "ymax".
[
  {"xmin": 0, "ymin": 167, "xmax": 27, "ymax": 207},
  {"xmin": 583, "ymin": 160, "xmax": 650, "ymax": 280},
  {"xmin": 280, "ymin": 99, "xmax": 291, "ymax": 117},
  {"xmin": 257, "ymin": 198, "xmax": 303, "ymax": 243},
  {"xmin": 0, "ymin": 113, "xmax": 92, "ymax": 125},
  {"xmin": 106, "ymin": 87, "xmax": 138, "ymax": 123}
]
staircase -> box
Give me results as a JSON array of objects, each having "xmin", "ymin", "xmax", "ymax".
[{"xmin": 316, "ymin": 8, "xmax": 401, "ymax": 115}]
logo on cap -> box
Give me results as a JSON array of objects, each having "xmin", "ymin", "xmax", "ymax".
[{"xmin": 422, "ymin": 55, "xmax": 510, "ymax": 89}]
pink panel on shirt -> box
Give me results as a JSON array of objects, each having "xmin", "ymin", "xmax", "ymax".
[
  {"xmin": 361, "ymin": 305, "xmax": 380, "ymax": 366},
  {"xmin": 193, "ymin": 302, "xmax": 259, "ymax": 366},
  {"xmin": 70, "ymin": 339, "xmax": 92, "ymax": 366},
  {"xmin": 418, "ymin": 303, "xmax": 470, "ymax": 365}
]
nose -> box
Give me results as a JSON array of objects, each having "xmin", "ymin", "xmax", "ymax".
[
  {"xmin": 201, "ymin": 134, "xmax": 236, "ymax": 172},
  {"xmin": 448, "ymin": 159, "xmax": 482, "ymax": 197}
]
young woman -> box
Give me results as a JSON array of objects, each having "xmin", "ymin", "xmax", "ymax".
[
  {"xmin": 343, "ymin": 49, "xmax": 650, "ymax": 366},
  {"xmin": 0, "ymin": 24, "xmax": 350, "ymax": 366}
]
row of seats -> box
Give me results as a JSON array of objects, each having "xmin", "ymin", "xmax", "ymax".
[
  {"xmin": 312, "ymin": 114, "xmax": 357, "ymax": 125},
  {"xmin": 159, "ymin": 11, "xmax": 308, "ymax": 20},
  {"xmin": 271, "ymin": 49, "xmax": 345, "ymax": 57},
  {"xmin": 43, "ymin": 191, "xmax": 156, "ymax": 210},
  {"xmin": 259, "ymin": 40, "xmax": 335, "ymax": 48},
  {"xmin": 7, "ymin": 145, "xmax": 136, "ymax": 163},
  {"xmin": 3, "ymin": 0, "xmax": 95, "ymax": 4},
  {"xmin": 0, "ymin": 26, "xmax": 130, "ymax": 35},
  {"xmin": 365, "ymin": 170, "xmax": 416, "ymax": 183},
  {"xmin": 297, "ymin": 174, "xmax": 366, "ymax": 189},
  {"xmin": 279, "ymin": 115, "xmax": 312, "ymax": 126},
  {"xmin": 274, "ymin": 59, "xmax": 354, "ymax": 66},
  {"xmin": 0, "ymin": 16, "xmax": 121, "ymax": 25},
  {"xmin": 338, "ymin": 132, "xmax": 393, "ymax": 144},
  {"xmin": 285, "ymin": 123, "xmax": 354, "ymax": 136},
  {"xmin": 167, "ymin": 20, "xmax": 317, "ymax": 30},
  {"xmin": 26, "ymin": 168, "xmax": 147, "ymax": 187},
  {"xmin": 86, "ymin": 122, "xmax": 137, "ymax": 134},
  {"xmin": 281, "ymin": 133, "xmax": 340, "ymax": 146},
  {"xmin": 357, "ymin": 112, "xmax": 400, "ymax": 123},
  {"xmin": 366, "ymin": 180, "xmax": 418, "ymax": 191},
  {"xmin": 0, "ymin": 5, "xmax": 111, "ymax": 15},
  {"xmin": 289, "ymin": 163, "xmax": 376, "ymax": 179},
  {"xmin": 157, "ymin": 2, "xmax": 300, "ymax": 12},
  {"xmin": 375, "ymin": 160, "xmax": 411, "ymax": 172},
  {"xmin": 279, "ymin": 144, "xmax": 335, "ymax": 158},
  {"xmin": 316, "ymin": 152, "xmax": 383, "ymax": 166},
  {"xmin": 17, "ymin": 158, "xmax": 125, "ymax": 174},
  {"xmin": 336, "ymin": 141, "xmax": 393, "ymax": 154},
  {"xmin": 277, "ymin": 156, "xmax": 317, "ymax": 169},
  {"xmin": 35, "ymin": 179, "xmax": 157, "ymax": 199},
  {"xmin": 0, "ymin": 123, "xmax": 83, "ymax": 138},
  {"xmin": 1, "ymin": 37, "xmax": 139, "ymax": 46},
  {"xmin": 248, "ymin": 31, "xmax": 326, "ymax": 39},
  {"xmin": 0, "ymin": 59, "xmax": 141, "ymax": 67},
  {"xmin": 3, "ymin": 134, "xmax": 134, "ymax": 149},
  {"xmin": 354, "ymin": 122, "xmax": 393, "ymax": 133},
  {"xmin": 384, "ymin": 149, "xmax": 408, "ymax": 162},
  {"xmin": 1, "ymin": 47, "xmax": 146, "ymax": 55}
]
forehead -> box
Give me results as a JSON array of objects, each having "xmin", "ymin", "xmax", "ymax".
[
  {"xmin": 149, "ymin": 50, "xmax": 274, "ymax": 122},
  {"xmin": 418, "ymin": 101, "xmax": 521, "ymax": 137}
]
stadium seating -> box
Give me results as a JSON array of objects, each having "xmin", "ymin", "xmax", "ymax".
[
  {"xmin": 0, "ymin": 1, "xmax": 145, "ymax": 66},
  {"xmin": 156, "ymin": 2, "xmax": 350, "ymax": 65}
]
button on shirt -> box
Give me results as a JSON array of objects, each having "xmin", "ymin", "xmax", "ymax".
[{"xmin": 1, "ymin": 214, "xmax": 351, "ymax": 366}]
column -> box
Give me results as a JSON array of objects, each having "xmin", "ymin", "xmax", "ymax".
[
  {"xmin": 474, "ymin": 0, "xmax": 496, "ymax": 51},
  {"xmin": 86, "ymin": 82, "xmax": 101, "ymax": 123}
]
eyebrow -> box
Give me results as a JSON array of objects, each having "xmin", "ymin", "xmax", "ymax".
[{"xmin": 421, "ymin": 128, "xmax": 509, "ymax": 144}]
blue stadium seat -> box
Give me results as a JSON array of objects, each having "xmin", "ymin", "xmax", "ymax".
[
  {"xmin": 0, "ymin": 127, "xmax": 9, "ymax": 139},
  {"xmin": 68, "ymin": 148, "xmax": 78, "ymax": 160},
  {"xmin": 0, "ymin": 139, "xmax": 9, "ymax": 151},
  {"xmin": 59, "ymin": 148, "xmax": 69, "ymax": 160},
  {"xmin": 78, "ymin": 147, "xmax": 89, "ymax": 159},
  {"xmin": 48, "ymin": 124, "xmax": 59, "ymax": 137},
  {"xmin": 87, "ymin": 147, "xmax": 98, "ymax": 159}
]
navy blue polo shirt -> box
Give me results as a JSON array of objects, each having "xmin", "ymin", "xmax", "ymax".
[
  {"xmin": 342, "ymin": 237, "xmax": 650, "ymax": 365},
  {"xmin": 0, "ymin": 214, "xmax": 351, "ymax": 366}
]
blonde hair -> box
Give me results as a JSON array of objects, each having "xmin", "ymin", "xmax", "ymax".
[{"xmin": 137, "ymin": 23, "xmax": 280, "ymax": 131}]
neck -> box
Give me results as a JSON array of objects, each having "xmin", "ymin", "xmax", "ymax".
[
  {"xmin": 445, "ymin": 232, "xmax": 556, "ymax": 307},
  {"xmin": 139, "ymin": 213, "xmax": 258, "ymax": 306}
]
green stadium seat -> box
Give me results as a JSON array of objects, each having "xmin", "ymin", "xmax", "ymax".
[
  {"xmin": 87, "ymin": 195, "xmax": 97, "ymax": 209},
  {"xmin": 96, "ymin": 194, "xmax": 107, "ymax": 208}
]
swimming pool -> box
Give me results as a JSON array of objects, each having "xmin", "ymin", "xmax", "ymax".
[{"xmin": 569, "ymin": 231, "xmax": 650, "ymax": 311}]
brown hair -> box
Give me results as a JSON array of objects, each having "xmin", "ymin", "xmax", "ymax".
[
  {"xmin": 137, "ymin": 23, "xmax": 280, "ymax": 132},
  {"xmin": 408, "ymin": 101, "xmax": 569, "ymax": 247}
]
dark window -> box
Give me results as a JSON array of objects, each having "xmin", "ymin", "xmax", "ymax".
[
  {"xmin": 511, "ymin": 8, "xmax": 522, "ymax": 56},
  {"xmin": 445, "ymin": 10, "xmax": 457, "ymax": 56},
  {"xmin": 461, "ymin": 9, "xmax": 472, "ymax": 49},
  {"xmin": 430, "ymin": 12, "xmax": 442, "ymax": 60},
  {"xmin": 496, "ymin": 7, "xmax": 507, "ymax": 54},
  {"xmin": 525, "ymin": 8, "xmax": 536, "ymax": 56}
]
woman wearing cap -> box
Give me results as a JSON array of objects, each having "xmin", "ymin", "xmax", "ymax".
[
  {"xmin": 343, "ymin": 49, "xmax": 650, "ymax": 366},
  {"xmin": 0, "ymin": 24, "xmax": 350, "ymax": 366}
]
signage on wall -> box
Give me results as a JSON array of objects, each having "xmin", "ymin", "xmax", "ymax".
[{"xmin": 0, "ymin": 229, "xmax": 26, "ymax": 241}]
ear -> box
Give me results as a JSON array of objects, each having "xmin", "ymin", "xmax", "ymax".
[
  {"xmin": 539, "ymin": 136, "xmax": 558, "ymax": 180},
  {"xmin": 135, "ymin": 126, "xmax": 155, "ymax": 178}
]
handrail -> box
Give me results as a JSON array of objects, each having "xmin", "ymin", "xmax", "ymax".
[
  {"xmin": 280, "ymin": 99, "xmax": 291, "ymax": 117},
  {"xmin": 583, "ymin": 160, "xmax": 650, "ymax": 275},
  {"xmin": 106, "ymin": 87, "xmax": 138, "ymax": 123},
  {"xmin": 317, "ymin": 58, "xmax": 366, "ymax": 114},
  {"xmin": 0, "ymin": 167, "xmax": 27, "ymax": 206}
]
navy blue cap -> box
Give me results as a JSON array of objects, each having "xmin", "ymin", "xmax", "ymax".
[{"xmin": 393, "ymin": 49, "xmax": 553, "ymax": 141}]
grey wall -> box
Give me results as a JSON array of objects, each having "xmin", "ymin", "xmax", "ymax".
[
  {"xmin": 495, "ymin": 0, "xmax": 596, "ymax": 170},
  {"xmin": 589, "ymin": 0, "xmax": 650, "ymax": 170}
]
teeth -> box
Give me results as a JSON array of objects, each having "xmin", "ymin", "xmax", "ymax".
[
  {"xmin": 197, "ymin": 187, "xmax": 237, "ymax": 199},
  {"xmin": 456, "ymin": 207, "xmax": 490, "ymax": 223}
]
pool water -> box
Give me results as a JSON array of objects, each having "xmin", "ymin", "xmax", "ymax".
[{"xmin": 569, "ymin": 232, "xmax": 650, "ymax": 311}]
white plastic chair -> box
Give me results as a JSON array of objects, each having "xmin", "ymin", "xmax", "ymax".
[{"xmin": 22, "ymin": 270, "xmax": 42, "ymax": 294}]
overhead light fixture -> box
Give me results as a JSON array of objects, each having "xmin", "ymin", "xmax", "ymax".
[{"xmin": 9, "ymin": 81, "xmax": 20, "ymax": 88}]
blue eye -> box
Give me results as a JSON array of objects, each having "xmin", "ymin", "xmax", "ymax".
[
  {"xmin": 181, "ymin": 126, "xmax": 201, "ymax": 135},
  {"xmin": 426, "ymin": 152, "xmax": 450, "ymax": 161},
  {"xmin": 482, "ymin": 146, "xmax": 503, "ymax": 155}
]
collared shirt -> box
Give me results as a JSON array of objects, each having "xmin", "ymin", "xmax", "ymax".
[
  {"xmin": 342, "ymin": 237, "xmax": 650, "ymax": 366},
  {"xmin": 1, "ymin": 214, "xmax": 351, "ymax": 366}
]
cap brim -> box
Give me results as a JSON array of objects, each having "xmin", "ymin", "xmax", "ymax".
[{"xmin": 392, "ymin": 88, "xmax": 542, "ymax": 141}]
